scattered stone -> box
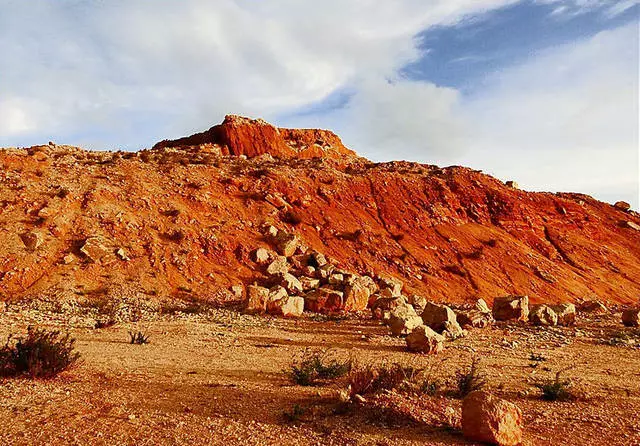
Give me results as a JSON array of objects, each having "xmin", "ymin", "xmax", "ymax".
[
  {"xmin": 266, "ymin": 256, "xmax": 289, "ymax": 275},
  {"xmin": 371, "ymin": 296, "xmax": 408, "ymax": 321},
  {"xmin": 254, "ymin": 248, "xmax": 271, "ymax": 264},
  {"xmin": 245, "ymin": 285, "xmax": 270, "ymax": 314},
  {"xmin": 309, "ymin": 251, "xmax": 328, "ymax": 267},
  {"xmin": 265, "ymin": 225, "xmax": 279, "ymax": 238},
  {"xmin": 80, "ymin": 237, "xmax": 111, "ymax": 262},
  {"xmin": 529, "ymin": 304, "xmax": 558, "ymax": 326},
  {"xmin": 230, "ymin": 284, "xmax": 244, "ymax": 298},
  {"xmin": 622, "ymin": 221, "xmax": 640, "ymax": 231},
  {"xmin": 304, "ymin": 288, "xmax": 344, "ymax": 313},
  {"xmin": 421, "ymin": 301, "xmax": 457, "ymax": 332},
  {"xmin": 405, "ymin": 325, "xmax": 444, "ymax": 354},
  {"xmin": 462, "ymin": 391, "xmax": 523, "ymax": 446},
  {"xmin": 20, "ymin": 231, "xmax": 43, "ymax": 251},
  {"xmin": 442, "ymin": 320, "xmax": 465, "ymax": 340},
  {"xmin": 492, "ymin": 296, "xmax": 529, "ymax": 322},
  {"xmin": 614, "ymin": 201, "xmax": 631, "ymax": 212},
  {"xmin": 276, "ymin": 233, "xmax": 299, "ymax": 257},
  {"xmin": 343, "ymin": 279, "xmax": 372, "ymax": 311},
  {"xmin": 267, "ymin": 294, "xmax": 304, "ymax": 318},
  {"xmin": 622, "ymin": 309, "xmax": 640, "ymax": 327},
  {"xmin": 279, "ymin": 273, "xmax": 303, "ymax": 294},
  {"xmin": 578, "ymin": 299, "xmax": 608, "ymax": 314},
  {"xmin": 387, "ymin": 304, "xmax": 423, "ymax": 337},
  {"xmin": 456, "ymin": 310, "xmax": 493, "ymax": 328},
  {"xmin": 299, "ymin": 276, "xmax": 321, "ymax": 291},
  {"xmin": 328, "ymin": 273, "xmax": 344, "ymax": 285},
  {"xmin": 552, "ymin": 303, "xmax": 576, "ymax": 326},
  {"xmin": 63, "ymin": 254, "xmax": 76, "ymax": 265},
  {"xmin": 317, "ymin": 263, "xmax": 336, "ymax": 279},
  {"xmin": 475, "ymin": 298, "xmax": 491, "ymax": 314},
  {"xmin": 376, "ymin": 274, "xmax": 403, "ymax": 296},
  {"xmin": 116, "ymin": 248, "xmax": 130, "ymax": 261},
  {"xmin": 505, "ymin": 181, "xmax": 519, "ymax": 189},
  {"xmin": 408, "ymin": 295, "xmax": 428, "ymax": 313}
]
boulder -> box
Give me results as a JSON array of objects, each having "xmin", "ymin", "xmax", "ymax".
[
  {"xmin": 318, "ymin": 264, "xmax": 336, "ymax": 279},
  {"xmin": 622, "ymin": 309, "xmax": 640, "ymax": 327},
  {"xmin": 505, "ymin": 181, "xmax": 519, "ymax": 189},
  {"xmin": 265, "ymin": 225, "xmax": 279, "ymax": 238},
  {"xmin": 279, "ymin": 273, "xmax": 303, "ymax": 294},
  {"xmin": 492, "ymin": 296, "xmax": 529, "ymax": 322},
  {"xmin": 475, "ymin": 298, "xmax": 491, "ymax": 314},
  {"xmin": 462, "ymin": 391, "xmax": 523, "ymax": 446},
  {"xmin": 529, "ymin": 304, "xmax": 558, "ymax": 326},
  {"xmin": 254, "ymin": 247, "xmax": 271, "ymax": 264},
  {"xmin": 408, "ymin": 295, "xmax": 428, "ymax": 313},
  {"xmin": 80, "ymin": 237, "xmax": 111, "ymax": 262},
  {"xmin": 552, "ymin": 303, "xmax": 576, "ymax": 326},
  {"xmin": 622, "ymin": 221, "xmax": 640, "ymax": 231},
  {"xmin": 20, "ymin": 231, "xmax": 44, "ymax": 251},
  {"xmin": 421, "ymin": 302, "xmax": 457, "ymax": 332},
  {"xmin": 343, "ymin": 279, "xmax": 371, "ymax": 311},
  {"xmin": 268, "ymin": 295, "xmax": 304, "ymax": 318},
  {"xmin": 578, "ymin": 299, "xmax": 608, "ymax": 314},
  {"xmin": 245, "ymin": 285, "xmax": 270, "ymax": 314},
  {"xmin": 442, "ymin": 320, "xmax": 465, "ymax": 340},
  {"xmin": 376, "ymin": 274, "xmax": 403, "ymax": 297},
  {"xmin": 299, "ymin": 276, "xmax": 321, "ymax": 291},
  {"xmin": 371, "ymin": 296, "xmax": 408, "ymax": 321},
  {"xmin": 276, "ymin": 233, "xmax": 299, "ymax": 257},
  {"xmin": 405, "ymin": 325, "xmax": 444, "ymax": 354},
  {"xmin": 304, "ymin": 288, "xmax": 344, "ymax": 313},
  {"xmin": 387, "ymin": 304, "xmax": 424, "ymax": 337},
  {"xmin": 266, "ymin": 256, "xmax": 289, "ymax": 275},
  {"xmin": 614, "ymin": 201, "xmax": 631, "ymax": 212},
  {"xmin": 456, "ymin": 310, "xmax": 493, "ymax": 329},
  {"xmin": 328, "ymin": 273, "xmax": 344, "ymax": 285},
  {"xmin": 309, "ymin": 251, "xmax": 328, "ymax": 267}
]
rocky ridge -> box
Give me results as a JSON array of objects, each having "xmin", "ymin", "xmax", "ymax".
[{"xmin": 1, "ymin": 116, "xmax": 639, "ymax": 312}]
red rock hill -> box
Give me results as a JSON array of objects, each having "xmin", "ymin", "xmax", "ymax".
[
  {"xmin": 153, "ymin": 115, "xmax": 356, "ymax": 159},
  {"xmin": 1, "ymin": 116, "xmax": 639, "ymax": 308}
]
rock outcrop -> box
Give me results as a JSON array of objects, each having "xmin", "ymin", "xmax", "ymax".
[{"xmin": 153, "ymin": 115, "xmax": 356, "ymax": 160}]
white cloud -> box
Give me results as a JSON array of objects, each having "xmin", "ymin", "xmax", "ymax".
[
  {"xmin": 0, "ymin": 0, "xmax": 517, "ymax": 148},
  {"xmin": 458, "ymin": 24, "xmax": 639, "ymax": 207}
]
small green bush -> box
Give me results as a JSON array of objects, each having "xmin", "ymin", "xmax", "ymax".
[
  {"xmin": 0, "ymin": 327, "xmax": 80, "ymax": 378},
  {"xmin": 535, "ymin": 367, "xmax": 574, "ymax": 401},
  {"xmin": 289, "ymin": 350, "xmax": 352, "ymax": 386},
  {"xmin": 454, "ymin": 357, "xmax": 487, "ymax": 398}
]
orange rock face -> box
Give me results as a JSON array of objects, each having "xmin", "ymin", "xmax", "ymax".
[
  {"xmin": 1, "ymin": 117, "xmax": 639, "ymax": 307},
  {"xmin": 153, "ymin": 115, "xmax": 356, "ymax": 159}
]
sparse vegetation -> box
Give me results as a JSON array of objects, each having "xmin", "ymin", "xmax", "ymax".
[
  {"xmin": 282, "ymin": 404, "xmax": 306, "ymax": 423},
  {"xmin": 0, "ymin": 327, "xmax": 80, "ymax": 378},
  {"xmin": 348, "ymin": 361, "xmax": 446, "ymax": 398},
  {"xmin": 289, "ymin": 350, "xmax": 352, "ymax": 386},
  {"xmin": 129, "ymin": 331, "xmax": 150, "ymax": 345},
  {"xmin": 454, "ymin": 357, "xmax": 487, "ymax": 398},
  {"xmin": 535, "ymin": 366, "xmax": 574, "ymax": 401}
]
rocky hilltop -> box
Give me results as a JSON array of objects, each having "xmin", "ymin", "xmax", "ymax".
[{"xmin": 1, "ymin": 116, "xmax": 639, "ymax": 310}]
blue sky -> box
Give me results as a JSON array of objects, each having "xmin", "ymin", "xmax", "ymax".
[{"xmin": 0, "ymin": 0, "xmax": 638, "ymax": 207}]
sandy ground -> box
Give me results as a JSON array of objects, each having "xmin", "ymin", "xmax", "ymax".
[{"xmin": 0, "ymin": 309, "xmax": 639, "ymax": 446}]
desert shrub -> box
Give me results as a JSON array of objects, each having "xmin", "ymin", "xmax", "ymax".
[
  {"xmin": 289, "ymin": 350, "xmax": 352, "ymax": 386},
  {"xmin": 282, "ymin": 404, "xmax": 306, "ymax": 423},
  {"xmin": 128, "ymin": 331, "xmax": 150, "ymax": 345},
  {"xmin": 535, "ymin": 367, "xmax": 574, "ymax": 401},
  {"xmin": 0, "ymin": 327, "xmax": 80, "ymax": 378},
  {"xmin": 454, "ymin": 357, "xmax": 487, "ymax": 398},
  {"xmin": 348, "ymin": 362, "xmax": 443, "ymax": 398}
]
